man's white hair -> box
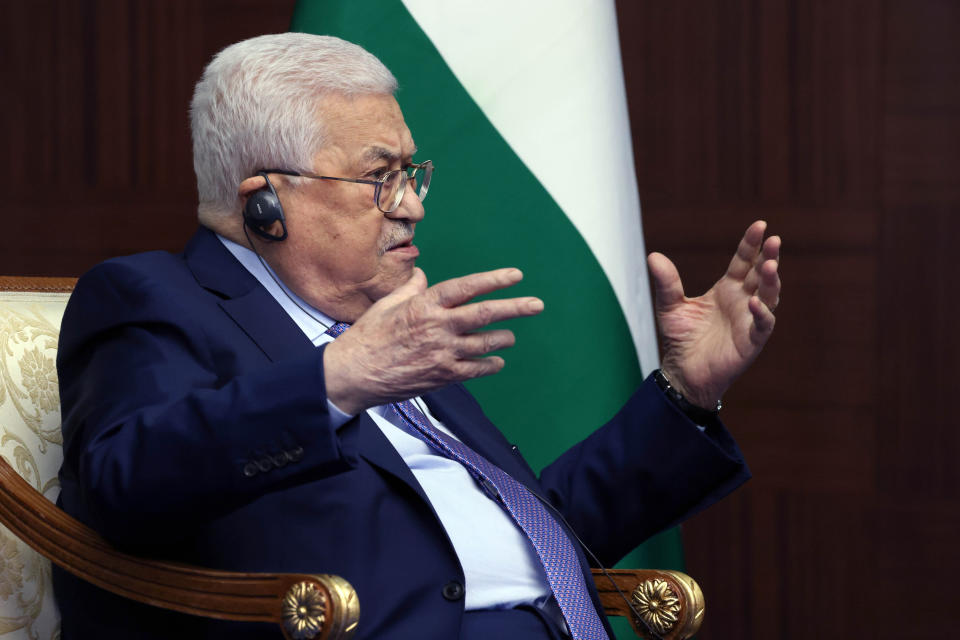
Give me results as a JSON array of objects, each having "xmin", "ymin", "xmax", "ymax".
[{"xmin": 190, "ymin": 33, "xmax": 398, "ymax": 223}]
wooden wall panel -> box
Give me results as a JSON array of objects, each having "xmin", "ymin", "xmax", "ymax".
[
  {"xmin": 879, "ymin": 0, "xmax": 960, "ymax": 515},
  {"xmin": 1, "ymin": 0, "xmax": 297, "ymax": 276},
  {"xmin": 618, "ymin": 0, "xmax": 960, "ymax": 637}
]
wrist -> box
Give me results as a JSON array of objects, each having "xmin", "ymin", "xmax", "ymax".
[
  {"xmin": 658, "ymin": 362, "xmax": 723, "ymax": 408},
  {"xmin": 653, "ymin": 368, "xmax": 722, "ymax": 423},
  {"xmin": 322, "ymin": 341, "xmax": 369, "ymax": 416}
]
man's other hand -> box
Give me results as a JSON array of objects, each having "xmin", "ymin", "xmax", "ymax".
[
  {"xmin": 323, "ymin": 267, "xmax": 544, "ymax": 415},
  {"xmin": 648, "ymin": 220, "xmax": 781, "ymax": 410}
]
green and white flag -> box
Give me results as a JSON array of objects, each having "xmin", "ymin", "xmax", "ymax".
[{"xmin": 291, "ymin": 2, "xmax": 683, "ymax": 632}]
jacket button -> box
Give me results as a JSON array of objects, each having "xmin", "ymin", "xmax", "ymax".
[
  {"xmin": 256, "ymin": 457, "xmax": 273, "ymax": 472},
  {"xmin": 287, "ymin": 446, "xmax": 304, "ymax": 463},
  {"xmin": 242, "ymin": 462, "xmax": 258, "ymax": 478},
  {"xmin": 271, "ymin": 453, "xmax": 289, "ymax": 468},
  {"xmin": 441, "ymin": 581, "xmax": 464, "ymax": 601}
]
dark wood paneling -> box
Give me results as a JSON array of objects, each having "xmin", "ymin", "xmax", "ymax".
[
  {"xmin": 878, "ymin": 0, "xmax": 960, "ymax": 503},
  {"xmin": 1, "ymin": 0, "xmax": 297, "ymax": 276},
  {"xmin": 618, "ymin": 0, "xmax": 960, "ymax": 638}
]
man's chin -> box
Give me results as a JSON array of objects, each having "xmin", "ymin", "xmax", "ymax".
[{"xmin": 371, "ymin": 264, "xmax": 419, "ymax": 300}]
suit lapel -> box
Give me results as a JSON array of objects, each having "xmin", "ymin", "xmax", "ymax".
[
  {"xmin": 181, "ymin": 228, "xmax": 539, "ymax": 532},
  {"xmin": 354, "ymin": 417, "xmax": 434, "ymax": 504},
  {"xmin": 425, "ymin": 384, "xmax": 604, "ymax": 606},
  {"xmin": 218, "ymin": 289, "xmax": 313, "ymax": 362},
  {"xmin": 426, "ymin": 386, "xmax": 605, "ymax": 613},
  {"xmin": 423, "ymin": 384, "xmax": 541, "ymax": 488},
  {"xmin": 182, "ymin": 228, "xmax": 423, "ymax": 491},
  {"xmin": 183, "ymin": 227, "xmax": 313, "ymax": 363}
]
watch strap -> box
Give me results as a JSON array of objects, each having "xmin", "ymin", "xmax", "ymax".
[{"xmin": 653, "ymin": 369, "xmax": 721, "ymax": 424}]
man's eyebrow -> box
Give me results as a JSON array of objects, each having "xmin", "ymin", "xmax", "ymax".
[
  {"xmin": 362, "ymin": 146, "xmax": 399, "ymax": 164},
  {"xmin": 362, "ymin": 145, "xmax": 417, "ymax": 164}
]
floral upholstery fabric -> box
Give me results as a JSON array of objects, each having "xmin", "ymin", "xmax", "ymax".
[{"xmin": 0, "ymin": 289, "xmax": 68, "ymax": 640}]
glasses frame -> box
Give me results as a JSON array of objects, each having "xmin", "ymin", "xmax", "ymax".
[{"xmin": 260, "ymin": 160, "xmax": 433, "ymax": 214}]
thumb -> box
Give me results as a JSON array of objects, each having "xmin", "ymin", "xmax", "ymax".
[
  {"xmin": 383, "ymin": 267, "xmax": 428, "ymax": 303},
  {"xmin": 647, "ymin": 252, "xmax": 686, "ymax": 308}
]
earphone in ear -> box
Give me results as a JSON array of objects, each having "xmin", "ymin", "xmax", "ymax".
[{"xmin": 242, "ymin": 171, "xmax": 289, "ymax": 241}]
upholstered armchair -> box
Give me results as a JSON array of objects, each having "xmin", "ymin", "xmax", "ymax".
[{"xmin": 0, "ymin": 276, "xmax": 704, "ymax": 639}]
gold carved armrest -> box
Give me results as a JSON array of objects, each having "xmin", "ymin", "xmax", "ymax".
[
  {"xmin": 592, "ymin": 568, "xmax": 705, "ymax": 639},
  {"xmin": 0, "ymin": 456, "xmax": 359, "ymax": 640}
]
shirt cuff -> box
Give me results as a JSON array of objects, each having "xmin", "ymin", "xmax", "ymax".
[{"xmin": 326, "ymin": 398, "xmax": 355, "ymax": 429}]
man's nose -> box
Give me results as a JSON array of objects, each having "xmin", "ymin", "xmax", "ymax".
[{"xmin": 386, "ymin": 181, "xmax": 425, "ymax": 223}]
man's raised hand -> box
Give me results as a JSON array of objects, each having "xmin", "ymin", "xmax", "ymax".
[
  {"xmin": 323, "ymin": 267, "xmax": 544, "ymax": 415},
  {"xmin": 648, "ymin": 220, "xmax": 781, "ymax": 409}
]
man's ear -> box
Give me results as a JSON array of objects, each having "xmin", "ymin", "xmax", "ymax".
[
  {"xmin": 238, "ymin": 174, "xmax": 288, "ymax": 242},
  {"xmin": 238, "ymin": 175, "xmax": 268, "ymax": 200}
]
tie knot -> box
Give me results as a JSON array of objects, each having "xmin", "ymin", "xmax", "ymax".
[{"xmin": 325, "ymin": 322, "xmax": 350, "ymax": 338}]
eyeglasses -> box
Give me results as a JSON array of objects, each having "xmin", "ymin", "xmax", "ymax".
[{"xmin": 261, "ymin": 160, "xmax": 433, "ymax": 214}]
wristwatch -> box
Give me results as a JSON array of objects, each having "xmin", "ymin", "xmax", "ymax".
[{"xmin": 652, "ymin": 369, "xmax": 721, "ymax": 424}]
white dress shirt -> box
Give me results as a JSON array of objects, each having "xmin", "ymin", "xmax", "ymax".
[{"xmin": 217, "ymin": 235, "xmax": 552, "ymax": 610}]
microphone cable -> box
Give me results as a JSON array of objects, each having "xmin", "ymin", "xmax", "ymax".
[
  {"xmin": 242, "ymin": 225, "xmax": 334, "ymax": 333},
  {"xmin": 526, "ymin": 486, "xmax": 666, "ymax": 640},
  {"xmin": 244, "ymin": 223, "xmax": 669, "ymax": 638}
]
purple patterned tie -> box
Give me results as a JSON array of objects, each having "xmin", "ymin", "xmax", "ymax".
[{"xmin": 325, "ymin": 322, "xmax": 608, "ymax": 640}]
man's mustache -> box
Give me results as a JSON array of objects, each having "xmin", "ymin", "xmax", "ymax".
[{"xmin": 379, "ymin": 221, "xmax": 415, "ymax": 255}]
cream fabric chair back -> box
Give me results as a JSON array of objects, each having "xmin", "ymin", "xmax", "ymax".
[{"xmin": 0, "ymin": 279, "xmax": 73, "ymax": 640}]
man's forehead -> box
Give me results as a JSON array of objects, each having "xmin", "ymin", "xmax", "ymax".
[{"xmin": 319, "ymin": 93, "xmax": 416, "ymax": 162}]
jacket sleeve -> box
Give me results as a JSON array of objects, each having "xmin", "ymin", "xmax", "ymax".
[
  {"xmin": 536, "ymin": 375, "xmax": 751, "ymax": 566},
  {"xmin": 57, "ymin": 260, "xmax": 358, "ymax": 546}
]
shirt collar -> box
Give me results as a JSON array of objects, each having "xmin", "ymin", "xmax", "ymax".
[{"xmin": 217, "ymin": 234, "xmax": 335, "ymax": 346}]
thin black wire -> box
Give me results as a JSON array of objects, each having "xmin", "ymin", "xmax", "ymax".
[
  {"xmin": 402, "ymin": 400, "xmax": 659, "ymax": 639},
  {"xmin": 526, "ymin": 487, "xmax": 664, "ymax": 640},
  {"xmin": 242, "ymin": 226, "xmax": 333, "ymax": 332},
  {"xmin": 244, "ymin": 225, "xmax": 662, "ymax": 638}
]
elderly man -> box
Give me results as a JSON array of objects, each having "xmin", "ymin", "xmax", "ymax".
[{"xmin": 55, "ymin": 33, "xmax": 780, "ymax": 639}]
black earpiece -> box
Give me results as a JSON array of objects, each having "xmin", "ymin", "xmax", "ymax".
[{"xmin": 242, "ymin": 172, "xmax": 288, "ymax": 241}]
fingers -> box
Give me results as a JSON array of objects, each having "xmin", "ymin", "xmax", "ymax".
[
  {"xmin": 453, "ymin": 355, "xmax": 506, "ymax": 380},
  {"xmin": 748, "ymin": 295, "xmax": 776, "ymax": 342},
  {"xmin": 429, "ymin": 268, "xmax": 525, "ymax": 308},
  {"xmin": 424, "ymin": 267, "xmax": 543, "ymax": 332},
  {"xmin": 453, "ymin": 329, "xmax": 516, "ymax": 358},
  {"xmin": 726, "ymin": 220, "xmax": 768, "ymax": 280},
  {"xmin": 762, "ymin": 234, "xmax": 781, "ymax": 264},
  {"xmin": 331, "ymin": 268, "xmax": 538, "ymax": 409},
  {"xmin": 447, "ymin": 297, "xmax": 544, "ymax": 332},
  {"xmin": 756, "ymin": 258, "xmax": 781, "ymax": 311},
  {"xmin": 647, "ymin": 252, "xmax": 685, "ymax": 308},
  {"xmin": 745, "ymin": 232, "xmax": 781, "ymax": 299}
]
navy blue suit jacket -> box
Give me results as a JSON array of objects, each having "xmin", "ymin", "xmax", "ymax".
[{"xmin": 54, "ymin": 227, "xmax": 750, "ymax": 638}]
